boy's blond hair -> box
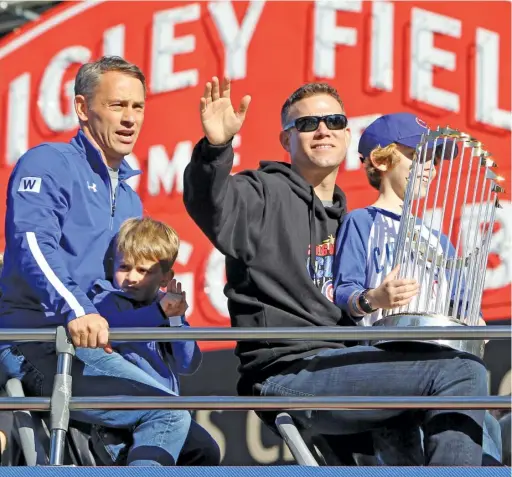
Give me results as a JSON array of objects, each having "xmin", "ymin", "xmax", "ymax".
[
  {"xmin": 363, "ymin": 143, "xmax": 402, "ymax": 191},
  {"xmin": 116, "ymin": 217, "xmax": 180, "ymax": 272}
]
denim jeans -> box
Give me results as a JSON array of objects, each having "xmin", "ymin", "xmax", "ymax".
[
  {"xmin": 93, "ymin": 419, "xmax": 221, "ymax": 466},
  {"xmin": 372, "ymin": 411, "xmax": 502, "ymax": 465},
  {"xmin": 260, "ymin": 345, "xmax": 488, "ymax": 466},
  {"xmin": 0, "ymin": 343, "xmax": 191, "ymax": 466}
]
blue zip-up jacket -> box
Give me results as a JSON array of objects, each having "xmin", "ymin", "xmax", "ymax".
[
  {"xmin": 0, "ymin": 130, "xmax": 142, "ymax": 328},
  {"xmin": 89, "ymin": 279, "xmax": 202, "ymax": 394}
]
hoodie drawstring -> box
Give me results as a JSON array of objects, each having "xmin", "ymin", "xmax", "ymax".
[{"xmin": 309, "ymin": 186, "xmax": 317, "ymax": 285}]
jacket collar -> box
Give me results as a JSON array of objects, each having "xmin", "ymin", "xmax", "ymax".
[{"xmin": 70, "ymin": 129, "xmax": 141, "ymax": 181}]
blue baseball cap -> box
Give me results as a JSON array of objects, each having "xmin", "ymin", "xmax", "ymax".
[{"xmin": 358, "ymin": 113, "xmax": 455, "ymax": 162}]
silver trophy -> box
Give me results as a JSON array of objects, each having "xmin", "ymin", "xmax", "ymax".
[{"xmin": 372, "ymin": 127, "xmax": 505, "ymax": 359}]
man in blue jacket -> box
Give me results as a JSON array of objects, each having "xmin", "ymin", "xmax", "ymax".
[{"xmin": 0, "ymin": 56, "xmax": 192, "ymax": 466}]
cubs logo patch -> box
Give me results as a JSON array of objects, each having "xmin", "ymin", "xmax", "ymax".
[
  {"xmin": 416, "ymin": 117, "xmax": 428, "ymax": 129},
  {"xmin": 322, "ymin": 280, "xmax": 334, "ymax": 302}
]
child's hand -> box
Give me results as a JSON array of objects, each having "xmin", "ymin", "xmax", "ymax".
[
  {"xmin": 366, "ymin": 264, "xmax": 420, "ymax": 310},
  {"xmin": 159, "ymin": 279, "xmax": 188, "ymax": 318}
]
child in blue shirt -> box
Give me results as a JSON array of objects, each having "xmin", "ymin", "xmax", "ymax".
[
  {"xmin": 333, "ymin": 113, "xmax": 501, "ymax": 464},
  {"xmin": 89, "ymin": 217, "xmax": 220, "ymax": 466}
]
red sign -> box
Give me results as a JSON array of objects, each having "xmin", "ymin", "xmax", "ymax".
[{"xmin": 0, "ymin": 1, "xmax": 510, "ymax": 350}]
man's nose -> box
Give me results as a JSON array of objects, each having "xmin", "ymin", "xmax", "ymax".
[
  {"xmin": 121, "ymin": 109, "xmax": 135, "ymax": 125},
  {"xmin": 314, "ymin": 120, "xmax": 331, "ymax": 137}
]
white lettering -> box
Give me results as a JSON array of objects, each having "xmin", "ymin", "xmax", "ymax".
[
  {"xmin": 370, "ymin": 1, "xmax": 394, "ymax": 91},
  {"xmin": 410, "ymin": 8, "xmax": 461, "ymax": 112},
  {"xmin": 233, "ymin": 134, "xmax": 241, "ymax": 168},
  {"xmin": 6, "ymin": 73, "xmax": 30, "ymax": 165},
  {"xmin": 151, "ymin": 4, "xmax": 200, "ymax": 94},
  {"xmin": 344, "ymin": 114, "xmax": 382, "ymax": 170},
  {"xmin": 246, "ymin": 411, "xmax": 279, "ymax": 464},
  {"xmin": 460, "ymin": 200, "xmax": 512, "ymax": 290},
  {"xmin": 147, "ymin": 141, "xmax": 192, "ymax": 196},
  {"xmin": 313, "ymin": 0, "xmax": 361, "ymax": 78},
  {"xmin": 195, "ymin": 410, "xmax": 226, "ymax": 462},
  {"xmin": 498, "ymin": 369, "xmax": 512, "ymax": 396},
  {"xmin": 176, "ymin": 241, "xmax": 194, "ymax": 317},
  {"xmin": 39, "ymin": 46, "xmax": 91, "ymax": 131},
  {"xmin": 475, "ymin": 28, "xmax": 512, "ymax": 131},
  {"xmin": 204, "ymin": 248, "xmax": 229, "ymax": 319},
  {"xmin": 103, "ymin": 24, "xmax": 126, "ymax": 57},
  {"xmin": 208, "ymin": 1, "xmax": 265, "ymax": 81}
]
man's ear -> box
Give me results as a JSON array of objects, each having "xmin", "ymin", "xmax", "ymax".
[
  {"xmin": 344, "ymin": 128, "xmax": 352, "ymax": 150},
  {"xmin": 74, "ymin": 95, "xmax": 89, "ymax": 122},
  {"xmin": 279, "ymin": 130, "xmax": 291, "ymax": 153}
]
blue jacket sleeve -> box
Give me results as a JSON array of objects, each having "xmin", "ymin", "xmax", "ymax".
[
  {"xmin": 91, "ymin": 286, "xmax": 168, "ymax": 328},
  {"xmin": 333, "ymin": 213, "xmax": 371, "ymax": 319},
  {"xmin": 165, "ymin": 321, "xmax": 203, "ymax": 375},
  {"xmin": 5, "ymin": 145, "xmax": 97, "ymax": 323}
]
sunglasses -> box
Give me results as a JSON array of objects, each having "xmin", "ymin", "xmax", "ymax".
[{"xmin": 283, "ymin": 114, "xmax": 348, "ymax": 133}]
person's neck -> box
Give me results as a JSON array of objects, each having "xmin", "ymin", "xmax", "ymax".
[
  {"xmin": 372, "ymin": 187, "xmax": 404, "ymax": 215},
  {"xmin": 82, "ymin": 126, "xmax": 123, "ymax": 170},
  {"xmin": 292, "ymin": 164, "xmax": 339, "ymax": 201}
]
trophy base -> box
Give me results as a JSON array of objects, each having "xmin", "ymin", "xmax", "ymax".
[{"xmin": 371, "ymin": 313, "xmax": 485, "ymax": 360}]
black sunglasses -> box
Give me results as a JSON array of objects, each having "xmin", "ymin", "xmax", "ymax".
[{"xmin": 283, "ymin": 114, "xmax": 348, "ymax": 133}]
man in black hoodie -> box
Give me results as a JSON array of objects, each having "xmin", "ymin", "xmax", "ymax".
[{"xmin": 183, "ymin": 77, "xmax": 488, "ymax": 466}]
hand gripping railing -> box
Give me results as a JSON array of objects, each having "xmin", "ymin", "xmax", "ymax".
[{"xmin": 0, "ymin": 325, "xmax": 510, "ymax": 466}]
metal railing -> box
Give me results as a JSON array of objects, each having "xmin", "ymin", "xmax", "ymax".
[
  {"xmin": 0, "ymin": 325, "xmax": 510, "ymax": 342},
  {"xmin": 0, "ymin": 325, "xmax": 510, "ymax": 465}
]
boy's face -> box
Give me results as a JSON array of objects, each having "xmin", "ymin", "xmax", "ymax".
[
  {"xmin": 114, "ymin": 253, "xmax": 171, "ymax": 304},
  {"xmin": 383, "ymin": 144, "xmax": 437, "ymax": 201}
]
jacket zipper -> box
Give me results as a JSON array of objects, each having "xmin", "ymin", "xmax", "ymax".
[{"xmin": 108, "ymin": 179, "xmax": 116, "ymax": 230}]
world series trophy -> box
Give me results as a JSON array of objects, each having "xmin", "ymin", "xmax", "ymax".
[{"xmin": 372, "ymin": 126, "xmax": 505, "ymax": 359}]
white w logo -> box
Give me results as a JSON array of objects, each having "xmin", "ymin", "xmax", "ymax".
[{"xmin": 18, "ymin": 177, "xmax": 42, "ymax": 193}]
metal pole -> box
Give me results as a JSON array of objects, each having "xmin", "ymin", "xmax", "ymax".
[
  {"xmin": 49, "ymin": 327, "xmax": 75, "ymax": 466},
  {"xmin": 0, "ymin": 395, "xmax": 509, "ymax": 411},
  {"xmin": 0, "ymin": 326, "xmax": 508, "ymax": 342}
]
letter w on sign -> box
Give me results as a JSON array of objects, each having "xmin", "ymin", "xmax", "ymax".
[{"xmin": 18, "ymin": 177, "xmax": 42, "ymax": 193}]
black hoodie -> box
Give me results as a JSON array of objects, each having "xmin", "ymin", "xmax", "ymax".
[{"xmin": 183, "ymin": 138, "xmax": 351, "ymax": 394}]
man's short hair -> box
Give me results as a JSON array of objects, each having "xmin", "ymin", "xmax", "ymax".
[
  {"xmin": 74, "ymin": 56, "xmax": 146, "ymax": 102},
  {"xmin": 116, "ymin": 217, "xmax": 180, "ymax": 272},
  {"xmin": 280, "ymin": 83, "xmax": 344, "ymax": 128}
]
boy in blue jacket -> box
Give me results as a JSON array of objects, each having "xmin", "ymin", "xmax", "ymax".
[
  {"xmin": 89, "ymin": 217, "xmax": 220, "ymax": 466},
  {"xmin": 333, "ymin": 113, "xmax": 501, "ymax": 465}
]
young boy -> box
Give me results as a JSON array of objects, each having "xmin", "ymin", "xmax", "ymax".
[
  {"xmin": 89, "ymin": 217, "xmax": 220, "ymax": 466},
  {"xmin": 333, "ymin": 112, "xmax": 501, "ymax": 465}
]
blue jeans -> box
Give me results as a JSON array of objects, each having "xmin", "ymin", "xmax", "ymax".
[
  {"xmin": 372, "ymin": 411, "xmax": 502, "ymax": 465},
  {"xmin": 0, "ymin": 343, "xmax": 191, "ymax": 466},
  {"xmin": 260, "ymin": 346, "xmax": 488, "ymax": 466}
]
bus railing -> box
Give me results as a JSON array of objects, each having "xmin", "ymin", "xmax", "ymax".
[{"xmin": 0, "ymin": 325, "xmax": 509, "ymax": 465}]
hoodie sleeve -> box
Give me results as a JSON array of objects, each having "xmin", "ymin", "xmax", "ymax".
[
  {"xmin": 164, "ymin": 321, "xmax": 203, "ymax": 375},
  {"xmin": 183, "ymin": 137, "xmax": 270, "ymax": 261},
  {"xmin": 5, "ymin": 145, "xmax": 97, "ymax": 324},
  {"xmin": 333, "ymin": 212, "xmax": 372, "ymax": 320},
  {"xmin": 165, "ymin": 316, "xmax": 203, "ymax": 374},
  {"xmin": 90, "ymin": 284, "xmax": 169, "ymax": 328}
]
